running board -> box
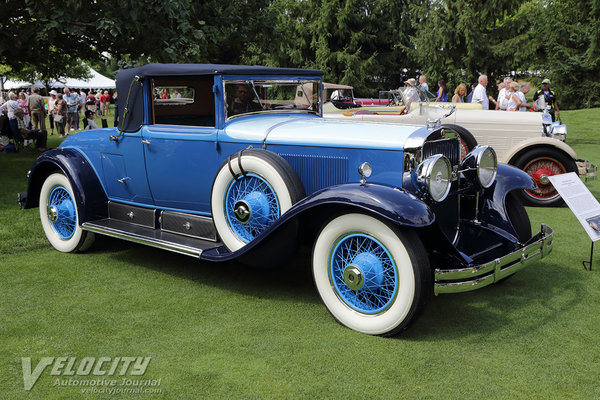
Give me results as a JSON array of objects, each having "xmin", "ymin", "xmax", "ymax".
[{"xmin": 82, "ymin": 219, "xmax": 222, "ymax": 258}]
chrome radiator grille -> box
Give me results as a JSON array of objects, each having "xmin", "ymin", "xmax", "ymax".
[{"xmin": 422, "ymin": 138, "xmax": 460, "ymax": 166}]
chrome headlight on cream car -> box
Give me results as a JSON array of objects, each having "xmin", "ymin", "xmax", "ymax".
[
  {"xmin": 414, "ymin": 155, "xmax": 452, "ymax": 202},
  {"xmin": 461, "ymin": 145, "xmax": 498, "ymax": 188}
]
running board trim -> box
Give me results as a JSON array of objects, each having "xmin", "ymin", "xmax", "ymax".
[{"xmin": 82, "ymin": 219, "xmax": 219, "ymax": 258}]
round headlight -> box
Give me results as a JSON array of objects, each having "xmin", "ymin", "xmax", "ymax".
[
  {"xmin": 460, "ymin": 145, "xmax": 498, "ymax": 188},
  {"xmin": 415, "ymin": 155, "xmax": 452, "ymax": 202},
  {"xmin": 477, "ymin": 147, "xmax": 497, "ymax": 188},
  {"xmin": 358, "ymin": 162, "xmax": 372, "ymax": 178}
]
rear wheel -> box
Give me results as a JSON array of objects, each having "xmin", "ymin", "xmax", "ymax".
[
  {"xmin": 513, "ymin": 147, "xmax": 577, "ymax": 206},
  {"xmin": 39, "ymin": 173, "xmax": 95, "ymax": 252},
  {"xmin": 312, "ymin": 213, "xmax": 431, "ymax": 336}
]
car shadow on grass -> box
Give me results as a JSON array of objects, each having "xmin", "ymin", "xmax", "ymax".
[
  {"xmin": 401, "ymin": 260, "xmax": 585, "ymax": 341},
  {"xmin": 87, "ymin": 236, "xmax": 586, "ymax": 339},
  {"xmin": 90, "ymin": 235, "xmax": 321, "ymax": 305}
]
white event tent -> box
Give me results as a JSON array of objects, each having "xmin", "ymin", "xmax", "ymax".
[{"xmin": 3, "ymin": 66, "xmax": 115, "ymax": 90}]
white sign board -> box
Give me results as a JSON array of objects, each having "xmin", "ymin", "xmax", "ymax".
[{"xmin": 548, "ymin": 172, "xmax": 600, "ymax": 242}]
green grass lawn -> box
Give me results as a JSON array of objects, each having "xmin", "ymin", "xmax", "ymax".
[{"xmin": 1, "ymin": 110, "xmax": 600, "ymax": 399}]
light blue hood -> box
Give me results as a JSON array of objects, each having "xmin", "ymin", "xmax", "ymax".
[{"xmin": 224, "ymin": 114, "xmax": 428, "ymax": 150}]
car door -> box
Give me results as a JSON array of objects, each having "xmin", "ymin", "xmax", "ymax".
[{"xmin": 141, "ymin": 76, "xmax": 219, "ymax": 214}]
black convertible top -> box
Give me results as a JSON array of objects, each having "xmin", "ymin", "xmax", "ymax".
[{"xmin": 115, "ymin": 64, "xmax": 323, "ymax": 132}]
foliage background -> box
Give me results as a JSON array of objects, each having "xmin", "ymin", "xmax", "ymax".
[{"xmin": 1, "ymin": 0, "xmax": 599, "ymax": 107}]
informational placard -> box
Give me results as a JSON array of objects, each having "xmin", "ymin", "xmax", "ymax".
[{"xmin": 548, "ymin": 172, "xmax": 600, "ymax": 242}]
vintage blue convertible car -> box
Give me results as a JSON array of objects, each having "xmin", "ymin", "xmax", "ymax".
[{"xmin": 20, "ymin": 64, "xmax": 554, "ymax": 336}]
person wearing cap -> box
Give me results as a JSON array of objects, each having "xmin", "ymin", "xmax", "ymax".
[
  {"xmin": 48, "ymin": 90, "xmax": 57, "ymax": 135},
  {"xmin": 533, "ymin": 79, "xmax": 559, "ymax": 121},
  {"xmin": 14, "ymin": 107, "xmax": 47, "ymax": 151}
]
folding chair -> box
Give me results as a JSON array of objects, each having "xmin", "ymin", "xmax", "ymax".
[{"xmin": 6, "ymin": 118, "xmax": 34, "ymax": 152}]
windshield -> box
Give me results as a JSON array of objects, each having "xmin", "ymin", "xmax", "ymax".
[
  {"xmin": 224, "ymin": 79, "xmax": 321, "ymax": 119},
  {"xmin": 378, "ymin": 86, "xmax": 433, "ymax": 111}
]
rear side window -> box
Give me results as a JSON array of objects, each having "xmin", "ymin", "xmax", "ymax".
[{"xmin": 151, "ymin": 76, "xmax": 215, "ymax": 127}]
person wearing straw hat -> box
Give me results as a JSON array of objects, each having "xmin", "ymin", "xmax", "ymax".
[{"xmin": 402, "ymin": 78, "xmax": 419, "ymax": 108}]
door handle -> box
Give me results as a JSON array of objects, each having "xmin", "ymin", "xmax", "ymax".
[{"xmin": 141, "ymin": 139, "xmax": 150, "ymax": 145}]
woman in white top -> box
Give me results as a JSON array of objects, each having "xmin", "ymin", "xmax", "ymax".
[
  {"xmin": 506, "ymin": 82, "xmax": 521, "ymax": 111},
  {"xmin": 48, "ymin": 90, "xmax": 57, "ymax": 135},
  {"xmin": 0, "ymin": 92, "xmax": 20, "ymax": 119}
]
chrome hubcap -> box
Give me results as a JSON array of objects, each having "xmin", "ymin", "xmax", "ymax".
[
  {"xmin": 343, "ymin": 265, "xmax": 364, "ymax": 290},
  {"xmin": 234, "ymin": 200, "xmax": 251, "ymax": 223},
  {"xmin": 539, "ymin": 174, "xmax": 550, "ymax": 185},
  {"xmin": 47, "ymin": 206, "xmax": 58, "ymax": 222}
]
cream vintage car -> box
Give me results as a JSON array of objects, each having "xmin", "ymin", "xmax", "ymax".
[{"xmin": 324, "ymin": 89, "xmax": 596, "ymax": 206}]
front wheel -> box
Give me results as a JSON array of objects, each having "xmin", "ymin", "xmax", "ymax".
[
  {"xmin": 39, "ymin": 173, "xmax": 95, "ymax": 252},
  {"xmin": 312, "ymin": 213, "xmax": 431, "ymax": 336},
  {"xmin": 505, "ymin": 192, "xmax": 532, "ymax": 243},
  {"xmin": 513, "ymin": 147, "xmax": 577, "ymax": 206}
]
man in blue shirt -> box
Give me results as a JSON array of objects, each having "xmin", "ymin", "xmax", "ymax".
[{"xmin": 63, "ymin": 88, "xmax": 79, "ymax": 133}]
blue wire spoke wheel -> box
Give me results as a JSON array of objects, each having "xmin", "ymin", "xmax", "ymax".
[
  {"xmin": 312, "ymin": 213, "xmax": 430, "ymax": 336},
  {"xmin": 225, "ymin": 173, "xmax": 280, "ymax": 243},
  {"xmin": 47, "ymin": 186, "xmax": 77, "ymax": 239},
  {"xmin": 39, "ymin": 173, "xmax": 95, "ymax": 253},
  {"xmin": 329, "ymin": 233, "xmax": 398, "ymax": 314},
  {"xmin": 211, "ymin": 150, "xmax": 303, "ymax": 252}
]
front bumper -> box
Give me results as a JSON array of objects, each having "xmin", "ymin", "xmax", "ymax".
[
  {"xmin": 577, "ymin": 159, "xmax": 597, "ymax": 181},
  {"xmin": 434, "ymin": 224, "xmax": 554, "ymax": 295}
]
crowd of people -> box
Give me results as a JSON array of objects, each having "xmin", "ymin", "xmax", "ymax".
[
  {"xmin": 0, "ymin": 87, "xmax": 116, "ymax": 152},
  {"xmin": 412, "ymin": 74, "xmax": 560, "ymax": 121}
]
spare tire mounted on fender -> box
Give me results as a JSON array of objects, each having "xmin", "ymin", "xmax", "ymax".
[{"xmin": 211, "ymin": 148, "xmax": 305, "ymax": 252}]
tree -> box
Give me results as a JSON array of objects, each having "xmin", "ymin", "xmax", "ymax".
[
  {"xmin": 242, "ymin": 0, "xmax": 419, "ymax": 96},
  {"xmin": 406, "ymin": 0, "xmax": 524, "ymax": 93},
  {"xmin": 514, "ymin": 0, "xmax": 600, "ymax": 109}
]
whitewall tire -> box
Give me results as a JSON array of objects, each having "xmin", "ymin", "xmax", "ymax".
[
  {"xmin": 312, "ymin": 213, "xmax": 431, "ymax": 336},
  {"xmin": 39, "ymin": 173, "xmax": 95, "ymax": 253},
  {"xmin": 211, "ymin": 150, "xmax": 304, "ymax": 252}
]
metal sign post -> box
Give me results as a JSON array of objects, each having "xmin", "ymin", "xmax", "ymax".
[{"xmin": 583, "ymin": 242, "xmax": 594, "ymax": 271}]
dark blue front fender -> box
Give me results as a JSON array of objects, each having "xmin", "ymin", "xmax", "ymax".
[
  {"xmin": 202, "ymin": 183, "xmax": 434, "ymax": 262},
  {"xmin": 24, "ymin": 148, "xmax": 108, "ymax": 223},
  {"xmin": 479, "ymin": 163, "xmax": 536, "ymax": 232},
  {"xmin": 291, "ymin": 183, "xmax": 435, "ymax": 227}
]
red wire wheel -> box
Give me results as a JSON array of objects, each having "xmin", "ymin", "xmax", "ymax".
[
  {"xmin": 523, "ymin": 157, "xmax": 565, "ymax": 199},
  {"xmin": 513, "ymin": 147, "xmax": 577, "ymax": 206}
]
